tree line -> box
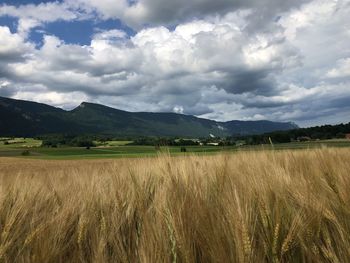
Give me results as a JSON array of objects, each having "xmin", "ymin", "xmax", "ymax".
[
  {"xmin": 37, "ymin": 122, "xmax": 350, "ymax": 147},
  {"xmin": 230, "ymin": 122, "xmax": 350, "ymax": 144}
]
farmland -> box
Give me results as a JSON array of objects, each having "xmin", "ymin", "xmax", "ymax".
[
  {"xmin": 1, "ymin": 148, "xmax": 350, "ymax": 262},
  {"xmin": 1, "ymin": 137, "xmax": 350, "ymax": 159}
]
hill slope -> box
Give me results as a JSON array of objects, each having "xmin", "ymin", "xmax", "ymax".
[{"xmin": 0, "ymin": 96, "xmax": 298, "ymax": 137}]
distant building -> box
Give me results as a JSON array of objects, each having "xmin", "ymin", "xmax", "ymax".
[
  {"xmin": 297, "ymin": 136, "xmax": 311, "ymax": 142},
  {"xmin": 346, "ymin": 134, "xmax": 350, "ymax": 140}
]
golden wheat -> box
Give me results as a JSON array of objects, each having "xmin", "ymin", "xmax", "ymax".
[{"xmin": 0, "ymin": 148, "xmax": 349, "ymax": 262}]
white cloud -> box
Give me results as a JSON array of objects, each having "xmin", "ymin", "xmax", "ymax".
[
  {"xmin": 93, "ymin": 29, "xmax": 127, "ymax": 41},
  {"xmin": 0, "ymin": 0, "xmax": 349, "ymax": 126},
  {"xmin": 0, "ymin": 2, "xmax": 78, "ymax": 22},
  {"xmin": 326, "ymin": 58, "xmax": 350, "ymax": 78},
  {"xmin": 14, "ymin": 90, "xmax": 89, "ymax": 109},
  {"xmin": 0, "ymin": 2, "xmax": 86, "ymax": 37},
  {"xmin": 65, "ymin": 0, "xmax": 128, "ymax": 20},
  {"xmin": 173, "ymin": 105, "xmax": 184, "ymax": 114},
  {"xmin": 0, "ymin": 26, "xmax": 33, "ymax": 65}
]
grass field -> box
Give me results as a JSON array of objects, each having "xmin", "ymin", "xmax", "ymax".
[
  {"xmin": 0, "ymin": 148, "xmax": 350, "ymax": 262},
  {"xmin": 0, "ymin": 137, "xmax": 42, "ymax": 148},
  {"xmin": 0, "ymin": 137, "xmax": 350, "ymax": 159},
  {"xmin": 95, "ymin": 140, "xmax": 133, "ymax": 146}
]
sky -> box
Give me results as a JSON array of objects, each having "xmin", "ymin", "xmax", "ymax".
[{"xmin": 0, "ymin": 0, "xmax": 349, "ymax": 127}]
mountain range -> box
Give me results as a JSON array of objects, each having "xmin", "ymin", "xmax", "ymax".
[{"xmin": 0, "ymin": 96, "xmax": 298, "ymax": 137}]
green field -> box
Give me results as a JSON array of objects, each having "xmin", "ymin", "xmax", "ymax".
[
  {"xmin": 94, "ymin": 140, "xmax": 133, "ymax": 146},
  {"xmin": 0, "ymin": 137, "xmax": 350, "ymax": 159},
  {"xmin": 0, "ymin": 137, "xmax": 42, "ymax": 148}
]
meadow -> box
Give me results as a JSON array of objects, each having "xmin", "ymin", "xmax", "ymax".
[
  {"xmin": 0, "ymin": 148, "xmax": 350, "ymax": 262},
  {"xmin": 1, "ymin": 137, "xmax": 350, "ymax": 159}
]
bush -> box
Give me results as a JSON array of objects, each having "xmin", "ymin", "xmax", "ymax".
[
  {"xmin": 75, "ymin": 140, "xmax": 95, "ymax": 147},
  {"xmin": 336, "ymin": 132, "xmax": 345, "ymax": 139},
  {"xmin": 41, "ymin": 135, "xmax": 95, "ymax": 148},
  {"xmin": 21, "ymin": 150, "xmax": 30, "ymax": 156}
]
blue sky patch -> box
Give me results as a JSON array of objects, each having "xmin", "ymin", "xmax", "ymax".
[
  {"xmin": 0, "ymin": 16, "xmax": 18, "ymax": 33},
  {"xmin": 27, "ymin": 19, "xmax": 135, "ymax": 46},
  {"xmin": 1, "ymin": 0, "xmax": 63, "ymax": 5}
]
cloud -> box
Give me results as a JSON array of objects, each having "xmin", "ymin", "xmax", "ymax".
[
  {"xmin": 0, "ymin": 79, "xmax": 15, "ymax": 97},
  {"xmin": 0, "ymin": 0, "xmax": 312, "ymax": 33},
  {"xmin": 326, "ymin": 58, "xmax": 350, "ymax": 79},
  {"xmin": 114, "ymin": 0, "xmax": 312, "ymax": 29},
  {"xmin": 14, "ymin": 90, "xmax": 90, "ymax": 109},
  {"xmin": 1, "ymin": 14, "xmax": 301, "ymax": 118},
  {"xmin": 93, "ymin": 29, "xmax": 128, "ymax": 41},
  {"xmin": 0, "ymin": 2, "xmax": 77, "ymax": 22},
  {"xmin": 0, "ymin": 1, "xmax": 86, "ymax": 37},
  {"xmin": 65, "ymin": 0, "xmax": 128, "ymax": 20},
  {"xmin": 0, "ymin": 26, "xmax": 33, "ymax": 61},
  {"xmin": 0, "ymin": 0, "xmax": 349, "ymax": 127}
]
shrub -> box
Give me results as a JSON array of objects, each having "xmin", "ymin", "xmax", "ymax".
[{"xmin": 21, "ymin": 150, "xmax": 30, "ymax": 156}]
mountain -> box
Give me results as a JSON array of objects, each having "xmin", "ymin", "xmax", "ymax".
[
  {"xmin": 222, "ymin": 120, "xmax": 299, "ymax": 136},
  {"xmin": 0, "ymin": 96, "xmax": 298, "ymax": 137}
]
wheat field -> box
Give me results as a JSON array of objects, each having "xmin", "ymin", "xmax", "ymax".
[{"xmin": 0, "ymin": 148, "xmax": 350, "ymax": 262}]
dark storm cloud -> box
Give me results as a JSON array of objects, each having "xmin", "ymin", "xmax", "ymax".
[
  {"xmin": 218, "ymin": 69, "xmax": 276, "ymax": 95},
  {"xmin": 0, "ymin": 53, "xmax": 25, "ymax": 62},
  {"xmin": 127, "ymin": 0, "xmax": 312, "ymax": 28},
  {"xmin": 183, "ymin": 106, "xmax": 214, "ymax": 116},
  {"xmin": 241, "ymin": 99, "xmax": 287, "ymax": 109},
  {"xmin": 0, "ymin": 84, "xmax": 16, "ymax": 97}
]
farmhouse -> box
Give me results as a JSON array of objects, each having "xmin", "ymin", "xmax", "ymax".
[{"xmin": 297, "ymin": 136, "xmax": 312, "ymax": 142}]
